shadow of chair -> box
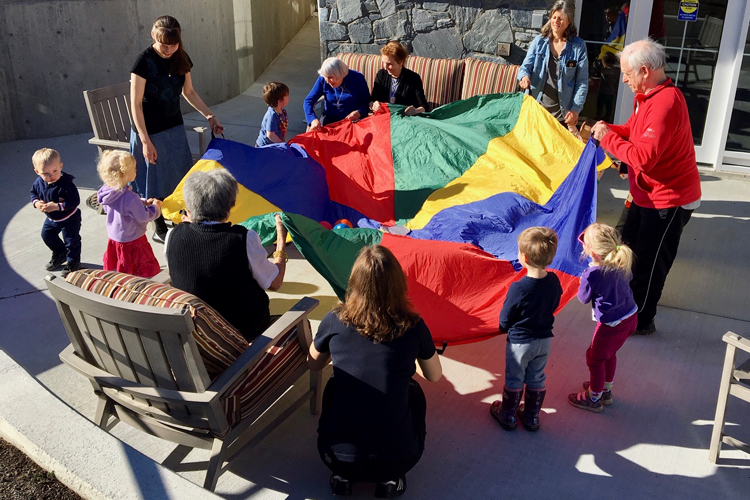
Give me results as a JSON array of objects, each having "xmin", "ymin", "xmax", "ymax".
[{"xmin": 45, "ymin": 272, "xmax": 322, "ymax": 491}]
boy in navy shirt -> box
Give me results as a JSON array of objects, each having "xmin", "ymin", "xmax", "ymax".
[
  {"xmin": 256, "ymin": 82, "xmax": 289, "ymax": 147},
  {"xmin": 490, "ymin": 227, "xmax": 562, "ymax": 432},
  {"xmin": 30, "ymin": 148, "xmax": 81, "ymax": 276}
]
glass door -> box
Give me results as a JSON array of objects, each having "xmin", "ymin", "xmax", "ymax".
[
  {"xmin": 661, "ymin": 0, "xmax": 728, "ymax": 148},
  {"xmin": 723, "ymin": 17, "xmax": 750, "ymax": 168}
]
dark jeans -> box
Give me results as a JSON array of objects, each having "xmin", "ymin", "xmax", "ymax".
[
  {"xmin": 318, "ymin": 377, "xmax": 427, "ymax": 482},
  {"xmin": 620, "ymin": 202, "xmax": 693, "ymax": 328},
  {"xmin": 41, "ymin": 210, "xmax": 81, "ymax": 263}
]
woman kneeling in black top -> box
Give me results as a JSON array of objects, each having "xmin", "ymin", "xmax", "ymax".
[
  {"xmin": 370, "ymin": 41, "xmax": 428, "ymax": 116},
  {"xmin": 309, "ymin": 245, "xmax": 442, "ymax": 498}
]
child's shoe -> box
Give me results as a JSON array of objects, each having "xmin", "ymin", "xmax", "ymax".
[
  {"xmin": 517, "ymin": 388, "xmax": 546, "ymax": 431},
  {"xmin": 374, "ymin": 476, "xmax": 406, "ymax": 499},
  {"xmin": 568, "ymin": 389, "xmax": 604, "ymax": 413},
  {"xmin": 329, "ymin": 474, "xmax": 352, "ymax": 496},
  {"xmin": 60, "ymin": 261, "xmax": 81, "ymax": 278},
  {"xmin": 583, "ymin": 381, "xmax": 613, "ymax": 405},
  {"xmin": 490, "ymin": 387, "xmax": 523, "ymax": 431},
  {"xmin": 45, "ymin": 252, "xmax": 67, "ymax": 271}
]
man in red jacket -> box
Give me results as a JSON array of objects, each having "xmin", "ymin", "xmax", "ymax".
[{"xmin": 592, "ymin": 39, "xmax": 701, "ymax": 335}]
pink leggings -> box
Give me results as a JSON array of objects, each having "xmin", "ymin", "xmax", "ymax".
[{"xmin": 586, "ymin": 313, "xmax": 638, "ymax": 393}]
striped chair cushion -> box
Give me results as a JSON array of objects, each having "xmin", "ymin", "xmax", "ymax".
[
  {"xmin": 461, "ymin": 58, "xmax": 521, "ymax": 100},
  {"xmin": 65, "ymin": 269, "xmax": 249, "ymax": 380},
  {"xmin": 405, "ymin": 56, "xmax": 465, "ymax": 110},
  {"xmin": 336, "ymin": 53, "xmax": 380, "ymax": 92},
  {"xmin": 222, "ymin": 324, "xmax": 307, "ymax": 427}
]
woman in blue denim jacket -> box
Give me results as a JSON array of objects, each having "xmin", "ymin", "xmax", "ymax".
[{"xmin": 518, "ymin": 1, "xmax": 589, "ymax": 130}]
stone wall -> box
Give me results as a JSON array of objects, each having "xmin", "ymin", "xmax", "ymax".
[{"xmin": 318, "ymin": 1, "xmax": 551, "ymax": 64}]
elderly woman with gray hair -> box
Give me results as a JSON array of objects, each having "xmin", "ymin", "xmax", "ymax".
[
  {"xmin": 164, "ymin": 169, "xmax": 288, "ymax": 341},
  {"xmin": 303, "ymin": 57, "xmax": 371, "ymax": 131}
]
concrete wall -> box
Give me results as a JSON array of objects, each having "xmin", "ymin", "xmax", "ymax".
[{"xmin": 0, "ymin": 0, "xmax": 316, "ymax": 142}]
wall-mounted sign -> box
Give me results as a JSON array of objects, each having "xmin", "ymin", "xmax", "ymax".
[{"xmin": 678, "ymin": 0, "xmax": 699, "ymax": 22}]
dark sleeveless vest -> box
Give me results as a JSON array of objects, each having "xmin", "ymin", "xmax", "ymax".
[{"xmin": 166, "ymin": 222, "xmax": 270, "ymax": 341}]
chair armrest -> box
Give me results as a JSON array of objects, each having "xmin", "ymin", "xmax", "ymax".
[
  {"xmin": 88, "ymin": 138, "xmax": 130, "ymax": 150},
  {"xmin": 207, "ymin": 297, "xmax": 319, "ymax": 397},
  {"xmin": 186, "ymin": 126, "xmax": 209, "ymax": 157},
  {"xmin": 151, "ymin": 269, "xmax": 172, "ymax": 285},
  {"xmin": 59, "ymin": 344, "xmax": 216, "ymax": 404}
]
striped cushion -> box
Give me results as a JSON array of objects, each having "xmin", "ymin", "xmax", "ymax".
[
  {"xmin": 336, "ymin": 53, "xmax": 380, "ymax": 92},
  {"xmin": 405, "ymin": 56, "xmax": 465, "ymax": 110},
  {"xmin": 461, "ymin": 58, "xmax": 520, "ymax": 100},
  {"xmin": 222, "ymin": 325, "xmax": 307, "ymax": 427},
  {"xmin": 65, "ymin": 269, "xmax": 249, "ymax": 380}
]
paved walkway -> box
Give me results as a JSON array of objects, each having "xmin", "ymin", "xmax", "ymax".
[{"xmin": 2, "ymin": 14, "xmax": 750, "ymax": 499}]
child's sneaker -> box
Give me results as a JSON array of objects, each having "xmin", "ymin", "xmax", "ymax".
[
  {"xmin": 45, "ymin": 252, "xmax": 67, "ymax": 271},
  {"xmin": 329, "ymin": 474, "xmax": 352, "ymax": 496},
  {"xmin": 60, "ymin": 261, "xmax": 81, "ymax": 278},
  {"xmin": 375, "ymin": 476, "xmax": 406, "ymax": 499},
  {"xmin": 568, "ymin": 389, "xmax": 604, "ymax": 413},
  {"xmin": 583, "ymin": 381, "xmax": 613, "ymax": 405}
]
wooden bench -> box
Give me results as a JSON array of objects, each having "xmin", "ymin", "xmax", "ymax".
[
  {"xmin": 337, "ymin": 53, "xmax": 520, "ymax": 111},
  {"xmin": 83, "ymin": 82, "xmax": 209, "ymax": 160},
  {"xmin": 709, "ymin": 331, "xmax": 750, "ymax": 463},
  {"xmin": 47, "ymin": 271, "xmax": 322, "ymax": 491}
]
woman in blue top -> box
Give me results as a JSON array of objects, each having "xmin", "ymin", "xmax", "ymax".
[
  {"xmin": 304, "ymin": 57, "xmax": 371, "ymax": 131},
  {"xmin": 518, "ymin": 1, "xmax": 588, "ymax": 129}
]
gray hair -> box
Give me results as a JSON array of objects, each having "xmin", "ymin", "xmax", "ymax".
[
  {"xmin": 318, "ymin": 57, "xmax": 349, "ymax": 79},
  {"xmin": 621, "ymin": 39, "xmax": 667, "ymax": 71},
  {"xmin": 183, "ymin": 169, "xmax": 238, "ymax": 223}
]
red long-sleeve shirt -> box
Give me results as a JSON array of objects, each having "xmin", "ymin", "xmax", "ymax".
[{"xmin": 601, "ymin": 79, "xmax": 701, "ymax": 209}]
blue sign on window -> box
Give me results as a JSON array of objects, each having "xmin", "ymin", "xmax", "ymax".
[{"xmin": 678, "ymin": 0, "xmax": 699, "ymax": 22}]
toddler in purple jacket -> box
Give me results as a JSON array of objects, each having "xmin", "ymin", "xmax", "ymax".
[
  {"xmin": 569, "ymin": 222, "xmax": 637, "ymax": 412},
  {"xmin": 96, "ymin": 151, "xmax": 162, "ymax": 278}
]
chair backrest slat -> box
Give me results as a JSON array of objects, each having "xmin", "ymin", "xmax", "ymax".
[
  {"xmin": 98, "ymin": 319, "xmax": 138, "ymax": 381},
  {"xmin": 161, "ymin": 331, "xmax": 200, "ymax": 393},
  {"xmin": 104, "ymin": 96, "xmax": 127, "ymax": 142},
  {"xmin": 75, "ymin": 309, "xmax": 121, "ymax": 376},
  {"xmin": 118, "ymin": 324, "xmax": 170, "ymax": 412}
]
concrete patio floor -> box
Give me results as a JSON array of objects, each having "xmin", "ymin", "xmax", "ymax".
[{"xmin": 2, "ymin": 14, "xmax": 750, "ymax": 500}]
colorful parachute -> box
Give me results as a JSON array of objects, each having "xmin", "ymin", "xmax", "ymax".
[{"xmin": 163, "ymin": 93, "xmax": 609, "ymax": 345}]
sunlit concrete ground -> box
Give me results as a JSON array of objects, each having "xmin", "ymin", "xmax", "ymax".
[{"xmin": 2, "ymin": 14, "xmax": 750, "ymax": 499}]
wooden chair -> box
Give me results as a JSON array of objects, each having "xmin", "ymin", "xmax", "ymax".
[
  {"xmin": 46, "ymin": 274, "xmax": 322, "ymax": 491},
  {"xmin": 83, "ymin": 82, "xmax": 209, "ymax": 160},
  {"xmin": 709, "ymin": 331, "xmax": 750, "ymax": 463}
]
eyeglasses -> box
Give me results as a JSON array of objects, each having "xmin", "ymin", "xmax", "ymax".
[{"xmin": 578, "ymin": 231, "xmax": 602, "ymax": 260}]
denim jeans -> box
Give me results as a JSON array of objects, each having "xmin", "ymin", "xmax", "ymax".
[
  {"xmin": 41, "ymin": 210, "xmax": 81, "ymax": 263},
  {"xmin": 505, "ymin": 337, "xmax": 551, "ymax": 390}
]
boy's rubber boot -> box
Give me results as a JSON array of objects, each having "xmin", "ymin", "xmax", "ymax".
[
  {"xmin": 518, "ymin": 388, "xmax": 546, "ymax": 432},
  {"xmin": 496, "ymin": 386, "xmax": 523, "ymax": 430}
]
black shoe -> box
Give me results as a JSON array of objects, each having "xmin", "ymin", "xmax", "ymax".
[
  {"xmin": 60, "ymin": 261, "xmax": 81, "ymax": 278},
  {"xmin": 152, "ymin": 232, "xmax": 166, "ymax": 244},
  {"xmin": 329, "ymin": 474, "xmax": 352, "ymax": 496},
  {"xmin": 45, "ymin": 252, "xmax": 67, "ymax": 271},
  {"xmin": 375, "ymin": 476, "xmax": 406, "ymax": 499},
  {"xmin": 635, "ymin": 320, "xmax": 657, "ymax": 336}
]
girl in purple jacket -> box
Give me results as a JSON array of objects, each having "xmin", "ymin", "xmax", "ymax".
[
  {"xmin": 569, "ymin": 223, "xmax": 636, "ymax": 413},
  {"xmin": 96, "ymin": 151, "xmax": 162, "ymax": 277}
]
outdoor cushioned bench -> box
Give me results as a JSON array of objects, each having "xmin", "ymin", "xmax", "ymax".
[
  {"xmin": 46, "ymin": 269, "xmax": 322, "ymax": 491},
  {"xmin": 337, "ymin": 53, "xmax": 521, "ymax": 110}
]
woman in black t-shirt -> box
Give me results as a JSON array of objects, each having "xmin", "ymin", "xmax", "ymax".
[
  {"xmin": 309, "ymin": 245, "xmax": 442, "ymax": 498},
  {"xmin": 129, "ymin": 15, "xmax": 224, "ymax": 242}
]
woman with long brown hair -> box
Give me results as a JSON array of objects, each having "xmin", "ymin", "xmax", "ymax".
[
  {"xmin": 129, "ymin": 15, "xmax": 224, "ymax": 242},
  {"xmin": 309, "ymin": 245, "xmax": 442, "ymax": 498}
]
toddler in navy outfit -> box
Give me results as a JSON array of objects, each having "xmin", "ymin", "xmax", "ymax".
[
  {"xmin": 490, "ymin": 227, "xmax": 562, "ymax": 432},
  {"xmin": 256, "ymin": 82, "xmax": 289, "ymax": 147},
  {"xmin": 30, "ymin": 148, "xmax": 81, "ymax": 276}
]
